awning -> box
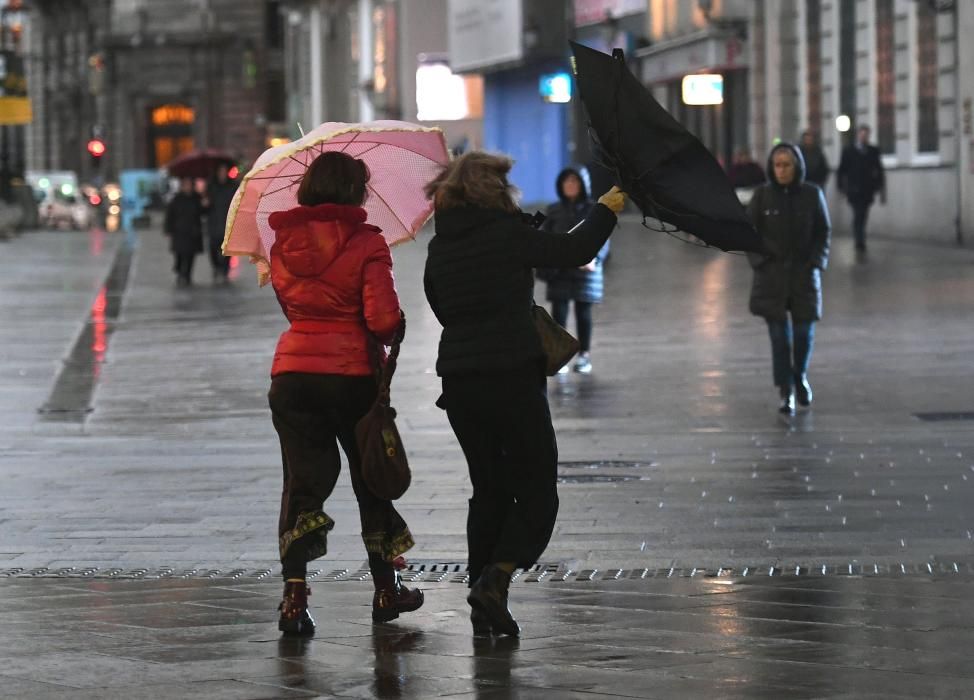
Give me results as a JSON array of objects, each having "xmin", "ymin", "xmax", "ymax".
[{"xmin": 634, "ymin": 29, "xmax": 748, "ymax": 85}]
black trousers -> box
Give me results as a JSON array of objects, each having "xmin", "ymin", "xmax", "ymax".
[
  {"xmin": 551, "ymin": 300, "xmax": 594, "ymax": 353},
  {"xmin": 208, "ymin": 242, "xmax": 230, "ymax": 276},
  {"xmin": 441, "ymin": 365, "xmax": 559, "ymax": 586},
  {"xmin": 851, "ymin": 200, "xmax": 872, "ymax": 249},
  {"xmin": 269, "ymin": 373, "xmax": 414, "ymax": 580},
  {"xmin": 173, "ymin": 253, "xmax": 195, "ymax": 283}
]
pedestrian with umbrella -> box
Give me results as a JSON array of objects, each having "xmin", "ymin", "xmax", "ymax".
[
  {"xmin": 423, "ymin": 151, "xmax": 626, "ymax": 636},
  {"xmin": 537, "ymin": 167, "xmax": 610, "ymax": 374},
  {"xmin": 163, "ymin": 177, "xmax": 204, "ymax": 287},
  {"xmin": 746, "ymin": 143, "xmax": 831, "ymax": 416},
  {"xmin": 203, "ymin": 163, "xmax": 237, "ymax": 284},
  {"xmin": 223, "ymin": 121, "xmax": 449, "ymax": 636}
]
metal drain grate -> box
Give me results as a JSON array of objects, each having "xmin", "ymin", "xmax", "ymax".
[
  {"xmin": 914, "ymin": 411, "xmax": 974, "ymax": 422},
  {"xmin": 557, "ymin": 460, "xmax": 653, "ymax": 484},
  {"xmin": 2, "ymin": 561, "xmax": 972, "ymax": 581}
]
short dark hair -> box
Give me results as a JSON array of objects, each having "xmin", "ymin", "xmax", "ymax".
[{"xmin": 297, "ymin": 151, "xmax": 370, "ymax": 207}]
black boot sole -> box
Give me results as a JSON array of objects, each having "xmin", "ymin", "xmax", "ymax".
[
  {"xmin": 372, "ymin": 589, "xmax": 425, "ymax": 623},
  {"xmin": 278, "ymin": 617, "xmax": 315, "ymax": 637},
  {"xmin": 467, "ymin": 590, "xmax": 520, "ymax": 637}
]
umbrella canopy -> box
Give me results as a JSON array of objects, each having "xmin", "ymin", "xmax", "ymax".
[
  {"xmin": 223, "ymin": 120, "xmax": 449, "ymax": 285},
  {"xmin": 570, "ymin": 41, "xmax": 761, "ymax": 253},
  {"xmin": 166, "ymin": 149, "xmax": 236, "ymax": 179}
]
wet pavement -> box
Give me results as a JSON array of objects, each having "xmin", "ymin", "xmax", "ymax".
[{"xmin": 1, "ymin": 217, "xmax": 974, "ymax": 696}]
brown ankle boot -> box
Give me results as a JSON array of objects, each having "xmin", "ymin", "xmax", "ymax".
[
  {"xmin": 372, "ymin": 571, "xmax": 425, "ymax": 623},
  {"xmin": 467, "ymin": 565, "xmax": 520, "ymax": 636},
  {"xmin": 278, "ymin": 581, "xmax": 315, "ymax": 636}
]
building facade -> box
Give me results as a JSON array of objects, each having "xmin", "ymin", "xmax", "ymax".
[
  {"xmin": 27, "ymin": 0, "xmax": 285, "ymax": 181},
  {"xmin": 639, "ymin": 0, "xmax": 972, "ymax": 245}
]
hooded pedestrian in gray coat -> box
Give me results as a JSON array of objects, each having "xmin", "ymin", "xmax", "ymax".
[
  {"xmin": 537, "ymin": 168, "xmax": 611, "ymax": 374},
  {"xmin": 746, "ymin": 143, "xmax": 831, "ymax": 415}
]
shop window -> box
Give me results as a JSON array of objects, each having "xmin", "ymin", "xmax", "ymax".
[
  {"xmin": 805, "ymin": 0, "xmax": 822, "ymax": 133},
  {"xmin": 875, "ymin": 0, "xmax": 895, "ymax": 154},
  {"xmin": 839, "ymin": 0, "xmax": 857, "ymax": 127},
  {"xmin": 916, "ymin": 4, "xmax": 938, "ymax": 153}
]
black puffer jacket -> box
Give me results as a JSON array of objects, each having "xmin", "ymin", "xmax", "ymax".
[
  {"xmin": 539, "ymin": 168, "xmax": 610, "ymax": 304},
  {"xmin": 424, "ymin": 203, "xmax": 616, "ymax": 376},
  {"xmin": 746, "ymin": 143, "xmax": 831, "ymax": 322}
]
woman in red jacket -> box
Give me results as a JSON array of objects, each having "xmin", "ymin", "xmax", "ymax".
[{"xmin": 268, "ymin": 151, "xmax": 421, "ymax": 636}]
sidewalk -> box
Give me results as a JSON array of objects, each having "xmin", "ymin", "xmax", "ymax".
[
  {"xmin": 1, "ymin": 217, "xmax": 974, "ymax": 696},
  {"xmin": 2, "ymin": 573, "xmax": 974, "ymax": 698}
]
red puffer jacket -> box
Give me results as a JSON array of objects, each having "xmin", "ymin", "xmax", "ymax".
[{"xmin": 268, "ymin": 203, "xmax": 401, "ymax": 377}]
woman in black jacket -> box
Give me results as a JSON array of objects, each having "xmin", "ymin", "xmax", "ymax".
[
  {"xmin": 423, "ymin": 152, "xmax": 625, "ymax": 636},
  {"xmin": 747, "ymin": 143, "xmax": 831, "ymax": 415},
  {"xmin": 539, "ymin": 168, "xmax": 610, "ymax": 374},
  {"xmin": 164, "ymin": 177, "xmax": 204, "ymax": 287}
]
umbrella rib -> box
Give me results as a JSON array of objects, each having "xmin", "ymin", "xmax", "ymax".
[
  {"xmin": 260, "ymin": 177, "xmax": 304, "ymax": 200},
  {"xmin": 338, "ymin": 131, "xmax": 360, "ymax": 153},
  {"xmin": 365, "ymin": 183, "xmax": 411, "ymax": 231}
]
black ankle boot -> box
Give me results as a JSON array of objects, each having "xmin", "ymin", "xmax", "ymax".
[
  {"xmin": 467, "ymin": 565, "xmax": 520, "ymax": 637},
  {"xmin": 278, "ymin": 581, "xmax": 315, "ymax": 636},
  {"xmin": 794, "ymin": 375, "xmax": 812, "ymax": 408},
  {"xmin": 372, "ymin": 570, "xmax": 425, "ymax": 623},
  {"xmin": 470, "ymin": 606, "xmax": 492, "ymax": 636},
  {"xmin": 778, "ymin": 386, "xmax": 795, "ymax": 416}
]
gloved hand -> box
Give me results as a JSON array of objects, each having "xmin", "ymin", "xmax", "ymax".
[{"xmin": 598, "ymin": 185, "xmax": 626, "ymax": 214}]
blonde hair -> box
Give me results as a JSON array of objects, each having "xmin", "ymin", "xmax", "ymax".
[{"xmin": 424, "ymin": 151, "xmax": 520, "ymax": 213}]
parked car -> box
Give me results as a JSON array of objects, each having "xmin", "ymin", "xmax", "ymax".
[{"xmin": 25, "ymin": 171, "xmax": 94, "ymax": 230}]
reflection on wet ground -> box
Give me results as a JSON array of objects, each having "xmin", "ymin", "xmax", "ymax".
[
  {"xmin": 37, "ymin": 241, "xmax": 133, "ymax": 422},
  {"xmin": 1, "ymin": 575, "xmax": 972, "ymax": 698}
]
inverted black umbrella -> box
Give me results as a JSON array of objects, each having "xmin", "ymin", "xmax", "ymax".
[{"xmin": 570, "ymin": 41, "xmax": 762, "ymax": 253}]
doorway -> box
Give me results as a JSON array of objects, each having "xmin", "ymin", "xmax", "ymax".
[{"xmin": 148, "ymin": 103, "xmax": 195, "ymax": 167}]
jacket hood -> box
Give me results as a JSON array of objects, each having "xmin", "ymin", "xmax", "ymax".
[
  {"xmin": 765, "ymin": 142, "xmax": 806, "ymax": 190},
  {"xmin": 269, "ymin": 204, "xmax": 378, "ymax": 278},
  {"xmin": 555, "ymin": 167, "xmax": 589, "ymax": 203},
  {"xmin": 433, "ymin": 206, "xmax": 515, "ymax": 236}
]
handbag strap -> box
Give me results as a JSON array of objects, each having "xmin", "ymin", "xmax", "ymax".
[{"xmin": 367, "ymin": 311, "xmax": 404, "ymax": 407}]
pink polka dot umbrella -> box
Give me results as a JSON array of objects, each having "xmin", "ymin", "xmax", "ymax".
[{"xmin": 223, "ymin": 120, "xmax": 449, "ymax": 285}]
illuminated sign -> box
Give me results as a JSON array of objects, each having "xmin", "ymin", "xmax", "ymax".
[
  {"xmin": 681, "ymin": 74, "xmax": 723, "ymax": 106},
  {"xmin": 539, "ymin": 72, "xmax": 572, "ymax": 103}
]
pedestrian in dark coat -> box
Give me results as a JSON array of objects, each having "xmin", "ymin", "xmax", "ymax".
[
  {"xmin": 423, "ymin": 151, "xmax": 625, "ymax": 637},
  {"xmin": 163, "ymin": 178, "xmax": 204, "ymax": 287},
  {"xmin": 204, "ymin": 164, "xmax": 237, "ymax": 283},
  {"xmin": 837, "ymin": 125, "xmax": 885, "ymax": 252},
  {"xmin": 747, "ymin": 142, "xmax": 831, "ymax": 415},
  {"xmin": 799, "ymin": 130, "xmax": 830, "ymax": 189},
  {"xmin": 538, "ymin": 168, "xmax": 610, "ymax": 373},
  {"xmin": 267, "ymin": 151, "xmax": 420, "ymax": 637}
]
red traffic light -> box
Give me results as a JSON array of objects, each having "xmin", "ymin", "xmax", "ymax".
[{"xmin": 87, "ymin": 139, "xmax": 106, "ymax": 157}]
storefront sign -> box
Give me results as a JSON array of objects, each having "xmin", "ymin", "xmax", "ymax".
[
  {"xmin": 682, "ymin": 73, "xmax": 723, "ymax": 105},
  {"xmin": 448, "ymin": 0, "xmax": 522, "ymax": 72},
  {"xmin": 574, "ymin": 0, "xmax": 645, "ymax": 27},
  {"xmin": 0, "ymin": 50, "xmax": 31, "ymax": 125}
]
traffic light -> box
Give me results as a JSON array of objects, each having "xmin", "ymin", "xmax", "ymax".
[
  {"xmin": 87, "ymin": 139, "xmax": 106, "ymax": 158},
  {"xmin": 87, "ymin": 139, "xmax": 106, "ymax": 167}
]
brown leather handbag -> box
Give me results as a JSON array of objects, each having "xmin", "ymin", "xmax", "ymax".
[
  {"xmin": 532, "ymin": 303, "xmax": 580, "ymax": 376},
  {"xmin": 356, "ymin": 322, "xmax": 411, "ymax": 501}
]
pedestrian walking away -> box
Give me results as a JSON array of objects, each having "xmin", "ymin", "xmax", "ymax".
[
  {"xmin": 423, "ymin": 151, "xmax": 626, "ymax": 637},
  {"xmin": 837, "ymin": 125, "xmax": 885, "ymax": 254},
  {"xmin": 204, "ymin": 163, "xmax": 237, "ymax": 284},
  {"xmin": 746, "ymin": 143, "xmax": 831, "ymax": 416},
  {"xmin": 163, "ymin": 177, "xmax": 204, "ymax": 287},
  {"xmin": 799, "ymin": 130, "xmax": 830, "ymax": 189},
  {"xmin": 537, "ymin": 167, "xmax": 611, "ymax": 374},
  {"xmin": 266, "ymin": 151, "xmax": 421, "ymax": 637}
]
